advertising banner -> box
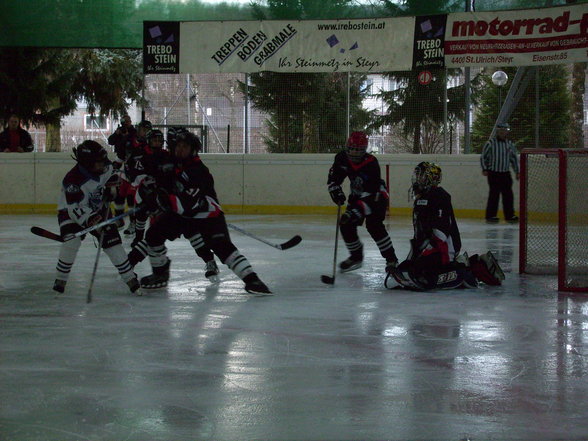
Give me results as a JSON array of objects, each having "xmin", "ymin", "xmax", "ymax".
[
  {"xmin": 413, "ymin": 14, "xmax": 448, "ymax": 69},
  {"xmin": 445, "ymin": 4, "xmax": 588, "ymax": 67},
  {"xmin": 178, "ymin": 17, "xmax": 414, "ymax": 73},
  {"xmin": 143, "ymin": 4, "xmax": 588, "ymax": 74},
  {"xmin": 143, "ymin": 21, "xmax": 180, "ymax": 74}
]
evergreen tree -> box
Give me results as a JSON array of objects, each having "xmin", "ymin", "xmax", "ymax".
[
  {"xmin": 240, "ymin": 0, "xmax": 372, "ymax": 153},
  {"xmin": 0, "ymin": 48, "xmax": 143, "ymax": 151},
  {"xmin": 471, "ymin": 66, "xmax": 570, "ymax": 152},
  {"xmin": 373, "ymin": 0, "xmax": 476, "ymax": 153}
]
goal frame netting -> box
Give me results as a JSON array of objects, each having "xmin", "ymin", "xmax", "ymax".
[{"xmin": 519, "ymin": 148, "xmax": 588, "ymax": 293}]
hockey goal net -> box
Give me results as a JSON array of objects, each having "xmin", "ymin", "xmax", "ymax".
[{"xmin": 519, "ymin": 148, "xmax": 588, "ymax": 292}]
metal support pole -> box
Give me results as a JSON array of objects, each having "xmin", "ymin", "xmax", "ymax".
[
  {"xmin": 346, "ymin": 72, "xmax": 351, "ymax": 139},
  {"xmin": 443, "ymin": 69, "xmax": 448, "ymax": 154},
  {"xmin": 244, "ymin": 74, "xmax": 249, "ymax": 154},
  {"xmin": 186, "ymin": 74, "xmax": 191, "ymax": 125},
  {"xmin": 463, "ymin": 0, "xmax": 473, "ymax": 154},
  {"xmin": 535, "ymin": 68, "xmax": 540, "ymax": 149}
]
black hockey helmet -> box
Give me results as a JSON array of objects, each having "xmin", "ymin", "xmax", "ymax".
[
  {"xmin": 147, "ymin": 129, "xmax": 164, "ymax": 146},
  {"xmin": 136, "ymin": 120, "xmax": 152, "ymax": 130},
  {"xmin": 175, "ymin": 130, "xmax": 202, "ymax": 154},
  {"xmin": 73, "ymin": 140, "xmax": 109, "ymax": 170},
  {"xmin": 410, "ymin": 161, "xmax": 442, "ymax": 198},
  {"xmin": 166, "ymin": 127, "xmax": 188, "ymax": 151}
]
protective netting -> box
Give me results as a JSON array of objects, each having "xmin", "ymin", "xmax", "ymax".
[
  {"xmin": 3, "ymin": 1, "xmax": 584, "ymax": 49},
  {"xmin": 564, "ymin": 153, "xmax": 588, "ymax": 289},
  {"xmin": 521, "ymin": 149, "xmax": 588, "ymax": 291}
]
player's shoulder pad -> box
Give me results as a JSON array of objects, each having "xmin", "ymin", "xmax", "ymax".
[{"xmin": 63, "ymin": 166, "xmax": 89, "ymax": 189}]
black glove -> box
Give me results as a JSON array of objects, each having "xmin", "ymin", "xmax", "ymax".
[
  {"xmin": 155, "ymin": 187, "xmax": 170, "ymax": 211},
  {"xmin": 329, "ymin": 188, "xmax": 346, "ymax": 206},
  {"xmin": 340, "ymin": 208, "xmax": 362, "ymax": 225},
  {"xmin": 138, "ymin": 182, "xmax": 160, "ymax": 212}
]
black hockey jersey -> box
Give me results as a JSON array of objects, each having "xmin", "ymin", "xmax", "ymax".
[
  {"xmin": 163, "ymin": 156, "xmax": 222, "ymax": 219},
  {"xmin": 412, "ymin": 186, "xmax": 461, "ymax": 264},
  {"xmin": 327, "ymin": 151, "xmax": 388, "ymax": 216}
]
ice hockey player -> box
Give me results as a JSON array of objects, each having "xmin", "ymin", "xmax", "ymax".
[
  {"xmin": 52, "ymin": 140, "xmax": 141, "ymax": 295},
  {"xmin": 386, "ymin": 161, "xmax": 505, "ymax": 291},
  {"xmin": 127, "ymin": 128, "xmax": 220, "ymax": 282},
  {"xmin": 136, "ymin": 131, "xmax": 270, "ymax": 295},
  {"xmin": 327, "ymin": 131, "xmax": 398, "ymax": 274},
  {"xmin": 112, "ymin": 120, "xmax": 152, "ymax": 235}
]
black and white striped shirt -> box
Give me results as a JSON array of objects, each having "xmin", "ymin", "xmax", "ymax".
[{"xmin": 480, "ymin": 137, "xmax": 519, "ymax": 173}]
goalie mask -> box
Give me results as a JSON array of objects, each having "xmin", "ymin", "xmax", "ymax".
[
  {"xmin": 346, "ymin": 131, "xmax": 368, "ymax": 163},
  {"xmin": 73, "ymin": 140, "xmax": 109, "ymax": 173},
  {"xmin": 411, "ymin": 161, "xmax": 442, "ymax": 198}
]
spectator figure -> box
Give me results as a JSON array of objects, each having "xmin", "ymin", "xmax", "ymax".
[
  {"xmin": 480, "ymin": 122, "xmax": 519, "ymax": 224},
  {"xmin": 108, "ymin": 114, "xmax": 136, "ymax": 165},
  {"xmin": 0, "ymin": 114, "xmax": 33, "ymax": 152}
]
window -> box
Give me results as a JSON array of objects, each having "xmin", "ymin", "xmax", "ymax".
[
  {"xmin": 364, "ymin": 78, "xmax": 374, "ymax": 95},
  {"xmin": 85, "ymin": 115, "xmax": 108, "ymax": 131}
]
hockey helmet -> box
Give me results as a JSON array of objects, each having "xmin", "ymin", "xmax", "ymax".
[
  {"xmin": 136, "ymin": 120, "xmax": 152, "ymax": 130},
  {"xmin": 166, "ymin": 127, "xmax": 189, "ymax": 152},
  {"xmin": 175, "ymin": 130, "xmax": 202, "ymax": 155},
  {"xmin": 147, "ymin": 129, "xmax": 164, "ymax": 148},
  {"xmin": 411, "ymin": 161, "xmax": 442, "ymax": 197},
  {"xmin": 73, "ymin": 140, "xmax": 109, "ymax": 172},
  {"xmin": 346, "ymin": 131, "xmax": 368, "ymax": 163}
]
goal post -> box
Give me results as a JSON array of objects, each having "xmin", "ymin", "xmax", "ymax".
[{"xmin": 519, "ymin": 148, "xmax": 588, "ymax": 292}]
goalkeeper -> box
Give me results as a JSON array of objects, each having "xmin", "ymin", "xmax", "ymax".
[{"xmin": 386, "ymin": 161, "xmax": 505, "ymax": 291}]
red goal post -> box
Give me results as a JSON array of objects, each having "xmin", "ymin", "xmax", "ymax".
[{"xmin": 519, "ymin": 148, "xmax": 588, "ymax": 292}]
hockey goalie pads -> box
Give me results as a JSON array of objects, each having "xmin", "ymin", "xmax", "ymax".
[{"xmin": 469, "ymin": 251, "xmax": 505, "ymax": 286}]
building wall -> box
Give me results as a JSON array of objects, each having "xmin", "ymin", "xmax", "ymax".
[{"xmin": 0, "ymin": 153, "xmax": 515, "ymax": 218}]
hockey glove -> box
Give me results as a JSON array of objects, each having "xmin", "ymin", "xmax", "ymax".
[
  {"xmin": 329, "ymin": 187, "xmax": 346, "ymax": 206},
  {"xmin": 155, "ymin": 188, "xmax": 171, "ymax": 211},
  {"xmin": 340, "ymin": 208, "xmax": 362, "ymax": 225},
  {"xmin": 138, "ymin": 182, "xmax": 160, "ymax": 213},
  {"xmin": 86, "ymin": 213, "xmax": 103, "ymax": 227}
]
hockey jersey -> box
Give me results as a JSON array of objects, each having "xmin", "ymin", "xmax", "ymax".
[
  {"xmin": 57, "ymin": 164, "xmax": 114, "ymax": 228},
  {"xmin": 327, "ymin": 151, "xmax": 388, "ymax": 216},
  {"xmin": 412, "ymin": 186, "xmax": 461, "ymax": 264},
  {"xmin": 159, "ymin": 156, "xmax": 222, "ymax": 219}
]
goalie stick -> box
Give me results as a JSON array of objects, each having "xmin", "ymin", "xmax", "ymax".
[
  {"xmin": 227, "ymin": 223, "xmax": 302, "ymax": 250},
  {"xmin": 31, "ymin": 206, "xmax": 142, "ymax": 243}
]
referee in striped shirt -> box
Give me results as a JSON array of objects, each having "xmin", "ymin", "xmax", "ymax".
[{"xmin": 480, "ymin": 122, "xmax": 519, "ymax": 224}]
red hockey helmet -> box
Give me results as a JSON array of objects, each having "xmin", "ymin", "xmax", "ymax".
[{"xmin": 346, "ymin": 131, "xmax": 368, "ymax": 163}]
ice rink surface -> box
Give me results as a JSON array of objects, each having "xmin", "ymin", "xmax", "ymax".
[{"xmin": 1, "ymin": 214, "xmax": 587, "ymax": 441}]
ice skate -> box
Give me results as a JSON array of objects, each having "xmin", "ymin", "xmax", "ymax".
[
  {"xmin": 385, "ymin": 258, "xmax": 398, "ymax": 274},
  {"xmin": 126, "ymin": 276, "xmax": 143, "ymax": 296},
  {"xmin": 123, "ymin": 221, "xmax": 135, "ymax": 236},
  {"xmin": 204, "ymin": 260, "xmax": 220, "ymax": 283},
  {"xmin": 53, "ymin": 279, "xmax": 66, "ymax": 294},
  {"xmin": 244, "ymin": 273, "xmax": 272, "ymax": 296},
  {"xmin": 140, "ymin": 259, "xmax": 171, "ymax": 289},
  {"xmin": 339, "ymin": 256, "xmax": 362, "ymax": 273}
]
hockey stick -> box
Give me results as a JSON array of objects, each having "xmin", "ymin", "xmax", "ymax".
[
  {"xmin": 321, "ymin": 204, "xmax": 341, "ymax": 285},
  {"xmin": 31, "ymin": 206, "xmax": 142, "ymax": 243},
  {"xmin": 86, "ymin": 210, "xmax": 108, "ymax": 304},
  {"xmin": 227, "ymin": 223, "xmax": 302, "ymax": 250}
]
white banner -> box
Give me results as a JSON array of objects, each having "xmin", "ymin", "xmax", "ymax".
[
  {"xmin": 445, "ymin": 4, "xmax": 588, "ymax": 67},
  {"xmin": 178, "ymin": 18, "xmax": 414, "ymax": 73},
  {"xmin": 145, "ymin": 4, "xmax": 588, "ymax": 74}
]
